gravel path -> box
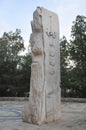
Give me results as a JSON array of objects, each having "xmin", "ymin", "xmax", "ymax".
[{"xmin": 0, "ymin": 101, "xmax": 86, "ymax": 130}]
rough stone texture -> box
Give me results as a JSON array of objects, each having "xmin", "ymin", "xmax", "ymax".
[{"xmin": 22, "ymin": 7, "xmax": 61, "ymax": 125}]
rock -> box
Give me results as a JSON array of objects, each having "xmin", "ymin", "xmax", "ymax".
[{"xmin": 22, "ymin": 6, "xmax": 61, "ymax": 125}]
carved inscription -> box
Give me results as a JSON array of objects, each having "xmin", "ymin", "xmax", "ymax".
[
  {"xmin": 45, "ymin": 15, "xmax": 57, "ymax": 76},
  {"xmin": 49, "ymin": 61, "xmax": 55, "ymax": 66},
  {"xmin": 49, "ymin": 44, "xmax": 55, "ymax": 47},
  {"xmin": 49, "ymin": 70, "xmax": 55, "ymax": 75},
  {"xmin": 49, "ymin": 52, "xmax": 55, "ymax": 57},
  {"xmin": 49, "ymin": 43, "xmax": 56, "ymax": 75},
  {"xmin": 46, "ymin": 29, "xmax": 57, "ymax": 39}
]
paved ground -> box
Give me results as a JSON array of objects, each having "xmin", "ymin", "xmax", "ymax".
[{"xmin": 0, "ymin": 101, "xmax": 86, "ymax": 130}]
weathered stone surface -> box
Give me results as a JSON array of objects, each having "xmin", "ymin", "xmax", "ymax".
[{"xmin": 22, "ymin": 7, "xmax": 61, "ymax": 125}]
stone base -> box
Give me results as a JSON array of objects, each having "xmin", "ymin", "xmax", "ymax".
[{"xmin": 22, "ymin": 101, "xmax": 61, "ymax": 125}]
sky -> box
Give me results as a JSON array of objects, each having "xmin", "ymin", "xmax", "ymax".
[{"xmin": 0, "ymin": 0, "xmax": 86, "ymax": 48}]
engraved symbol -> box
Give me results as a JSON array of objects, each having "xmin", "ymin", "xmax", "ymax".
[
  {"xmin": 46, "ymin": 31, "xmax": 56, "ymax": 38},
  {"xmin": 46, "ymin": 31, "xmax": 53, "ymax": 36},
  {"xmin": 49, "ymin": 52, "xmax": 55, "ymax": 57},
  {"xmin": 49, "ymin": 70, "xmax": 55, "ymax": 75},
  {"xmin": 49, "ymin": 44, "xmax": 55, "ymax": 47},
  {"xmin": 46, "ymin": 16, "xmax": 57, "ymax": 38},
  {"xmin": 49, "ymin": 61, "xmax": 55, "ymax": 66},
  {"xmin": 52, "ymin": 32, "xmax": 57, "ymax": 39}
]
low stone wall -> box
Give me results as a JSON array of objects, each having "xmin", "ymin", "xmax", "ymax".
[
  {"xmin": 0, "ymin": 97, "xmax": 28, "ymax": 101},
  {"xmin": 61, "ymin": 98, "xmax": 86, "ymax": 103},
  {"xmin": 0, "ymin": 97, "xmax": 86, "ymax": 103}
]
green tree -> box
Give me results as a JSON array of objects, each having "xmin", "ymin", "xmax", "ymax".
[
  {"xmin": 20, "ymin": 53, "xmax": 32, "ymax": 97},
  {"xmin": 69, "ymin": 15, "xmax": 86, "ymax": 97},
  {"xmin": 0, "ymin": 29, "xmax": 25, "ymax": 96},
  {"xmin": 60, "ymin": 36, "xmax": 70, "ymax": 97}
]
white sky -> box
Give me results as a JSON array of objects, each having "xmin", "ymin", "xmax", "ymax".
[{"xmin": 0, "ymin": 0, "xmax": 86, "ymax": 48}]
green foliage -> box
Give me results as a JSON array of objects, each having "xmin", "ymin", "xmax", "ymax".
[
  {"xmin": 60, "ymin": 36, "xmax": 72, "ymax": 97},
  {"xmin": 20, "ymin": 54, "xmax": 32, "ymax": 96},
  {"xmin": 0, "ymin": 29, "xmax": 32, "ymax": 97},
  {"xmin": 69, "ymin": 15, "xmax": 86, "ymax": 97},
  {"xmin": 60, "ymin": 15, "xmax": 86, "ymax": 98}
]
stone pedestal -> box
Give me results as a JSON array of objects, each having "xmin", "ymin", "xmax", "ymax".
[{"xmin": 22, "ymin": 7, "xmax": 61, "ymax": 125}]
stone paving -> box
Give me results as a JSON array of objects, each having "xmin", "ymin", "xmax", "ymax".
[{"xmin": 0, "ymin": 101, "xmax": 86, "ymax": 130}]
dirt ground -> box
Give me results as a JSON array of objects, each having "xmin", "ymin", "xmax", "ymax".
[{"xmin": 0, "ymin": 101, "xmax": 86, "ymax": 130}]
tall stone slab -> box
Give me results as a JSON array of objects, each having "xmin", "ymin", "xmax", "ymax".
[{"xmin": 22, "ymin": 7, "xmax": 61, "ymax": 125}]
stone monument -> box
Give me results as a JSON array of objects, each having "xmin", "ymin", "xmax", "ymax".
[{"xmin": 22, "ymin": 7, "xmax": 61, "ymax": 125}]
